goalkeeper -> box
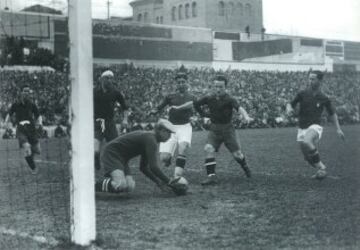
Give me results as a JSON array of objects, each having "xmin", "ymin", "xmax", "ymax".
[{"xmin": 95, "ymin": 119, "xmax": 187, "ymax": 196}]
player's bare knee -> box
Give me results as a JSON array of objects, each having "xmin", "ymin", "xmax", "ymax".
[
  {"xmin": 300, "ymin": 141, "xmax": 313, "ymax": 152},
  {"xmin": 110, "ymin": 170, "xmax": 128, "ymax": 191},
  {"xmin": 303, "ymin": 133, "xmax": 317, "ymax": 148},
  {"xmin": 22, "ymin": 143, "xmax": 32, "ymax": 157},
  {"xmin": 232, "ymin": 150, "xmax": 244, "ymax": 160},
  {"xmin": 178, "ymin": 142, "xmax": 190, "ymax": 155},
  {"xmin": 204, "ymin": 144, "xmax": 215, "ymax": 154},
  {"xmin": 160, "ymin": 153, "xmax": 172, "ymax": 167}
]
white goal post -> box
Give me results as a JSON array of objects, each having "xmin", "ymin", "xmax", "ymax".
[{"xmin": 68, "ymin": 0, "xmax": 96, "ymax": 246}]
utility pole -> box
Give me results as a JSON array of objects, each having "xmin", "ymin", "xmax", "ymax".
[{"xmin": 107, "ymin": 0, "xmax": 112, "ymax": 20}]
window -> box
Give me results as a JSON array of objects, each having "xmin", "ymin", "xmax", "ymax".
[
  {"xmin": 229, "ymin": 2, "xmax": 235, "ymax": 16},
  {"xmin": 172, "ymin": 6, "xmax": 176, "ymax": 21},
  {"xmin": 156, "ymin": 16, "xmax": 159, "ymax": 23},
  {"xmin": 237, "ymin": 2, "xmax": 243, "ymax": 16},
  {"xmin": 245, "ymin": 3, "xmax": 252, "ymax": 16},
  {"xmin": 179, "ymin": 4, "xmax": 183, "ymax": 20},
  {"xmin": 192, "ymin": 2, "xmax": 197, "ymax": 17},
  {"xmin": 160, "ymin": 16, "xmax": 163, "ymax": 23},
  {"xmin": 185, "ymin": 3, "xmax": 190, "ymax": 19},
  {"xmin": 218, "ymin": 1, "xmax": 225, "ymax": 16},
  {"xmin": 144, "ymin": 12, "xmax": 148, "ymax": 22},
  {"xmin": 137, "ymin": 13, "xmax": 142, "ymax": 22}
]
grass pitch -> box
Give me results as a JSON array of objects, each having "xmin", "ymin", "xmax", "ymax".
[{"xmin": 0, "ymin": 125, "xmax": 359, "ymax": 249}]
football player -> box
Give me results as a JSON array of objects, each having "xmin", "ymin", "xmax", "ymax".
[
  {"xmin": 94, "ymin": 70, "xmax": 129, "ymax": 170},
  {"xmin": 287, "ymin": 70, "xmax": 345, "ymax": 179},
  {"xmin": 95, "ymin": 119, "xmax": 186, "ymax": 195},
  {"xmin": 4, "ymin": 85, "xmax": 42, "ymax": 174},
  {"xmin": 174, "ymin": 74, "xmax": 253, "ymax": 185},
  {"xmin": 150, "ymin": 72, "xmax": 196, "ymax": 178}
]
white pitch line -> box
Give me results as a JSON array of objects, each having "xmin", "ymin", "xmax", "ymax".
[{"xmin": 0, "ymin": 226, "xmax": 60, "ymax": 247}]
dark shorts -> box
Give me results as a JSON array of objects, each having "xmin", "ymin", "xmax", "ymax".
[
  {"xmin": 94, "ymin": 118, "xmax": 118, "ymax": 142},
  {"xmin": 16, "ymin": 123, "xmax": 40, "ymax": 150},
  {"xmin": 207, "ymin": 123, "xmax": 240, "ymax": 153},
  {"xmin": 100, "ymin": 146, "xmax": 127, "ymax": 176}
]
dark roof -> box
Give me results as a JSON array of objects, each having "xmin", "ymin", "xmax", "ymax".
[
  {"xmin": 130, "ymin": 0, "xmax": 163, "ymax": 7},
  {"xmin": 21, "ymin": 4, "xmax": 62, "ymax": 15}
]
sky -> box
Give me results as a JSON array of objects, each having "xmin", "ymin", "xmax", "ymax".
[{"xmin": 1, "ymin": 0, "xmax": 359, "ymax": 41}]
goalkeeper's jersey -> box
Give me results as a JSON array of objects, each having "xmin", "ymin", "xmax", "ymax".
[{"xmin": 104, "ymin": 131, "xmax": 158, "ymax": 169}]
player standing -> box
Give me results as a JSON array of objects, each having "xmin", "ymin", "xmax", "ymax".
[
  {"xmin": 191, "ymin": 74, "xmax": 253, "ymax": 185},
  {"xmin": 287, "ymin": 70, "xmax": 345, "ymax": 179},
  {"xmin": 94, "ymin": 70, "xmax": 129, "ymax": 170},
  {"xmin": 150, "ymin": 72, "xmax": 196, "ymax": 178},
  {"xmin": 4, "ymin": 85, "xmax": 42, "ymax": 174},
  {"xmin": 95, "ymin": 119, "xmax": 186, "ymax": 195}
]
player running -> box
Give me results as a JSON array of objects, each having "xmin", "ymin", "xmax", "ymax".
[
  {"xmin": 174, "ymin": 74, "xmax": 253, "ymax": 185},
  {"xmin": 150, "ymin": 72, "xmax": 196, "ymax": 178},
  {"xmin": 286, "ymin": 70, "xmax": 345, "ymax": 180},
  {"xmin": 4, "ymin": 85, "xmax": 43, "ymax": 174},
  {"xmin": 94, "ymin": 70, "xmax": 129, "ymax": 170},
  {"xmin": 95, "ymin": 119, "xmax": 187, "ymax": 196},
  {"xmin": 195, "ymin": 74, "xmax": 253, "ymax": 185}
]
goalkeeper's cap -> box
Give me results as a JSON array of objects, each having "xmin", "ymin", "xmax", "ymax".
[
  {"xmin": 101, "ymin": 70, "xmax": 114, "ymax": 78},
  {"xmin": 156, "ymin": 119, "xmax": 176, "ymax": 133}
]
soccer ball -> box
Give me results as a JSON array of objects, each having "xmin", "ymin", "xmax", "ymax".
[
  {"xmin": 177, "ymin": 176, "xmax": 189, "ymax": 186},
  {"xmin": 169, "ymin": 176, "xmax": 189, "ymax": 195}
]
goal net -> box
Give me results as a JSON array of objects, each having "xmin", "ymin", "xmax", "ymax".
[{"xmin": 0, "ymin": 0, "xmax": 95, "ymax": 248}]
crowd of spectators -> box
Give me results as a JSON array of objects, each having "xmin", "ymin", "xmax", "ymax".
[{"xmin": 1, "ymin": 64, "xmax": 359, "ymax": 136}]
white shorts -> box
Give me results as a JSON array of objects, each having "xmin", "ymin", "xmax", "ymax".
[
  {"xmin": 159, "ymin": 123, "xmax": 192, "ymax": 156},
  {"xmin": 296, "ymin": 124, "xmax": 323, "ymax": 142}
]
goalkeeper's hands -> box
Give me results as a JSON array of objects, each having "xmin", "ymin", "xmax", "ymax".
[{"xmin": 157, "ymin": 182, "xmax": 173, "ymax": 194}]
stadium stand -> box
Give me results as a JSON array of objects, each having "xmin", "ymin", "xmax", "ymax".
[{"xmin": 1, "ymin": 65, "xmax": 359, "ymax": 136}]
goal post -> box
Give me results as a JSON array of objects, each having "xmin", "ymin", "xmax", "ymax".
[{"xmin": 68, "ymin": 0, "xmax": 96, "ymax": 245}]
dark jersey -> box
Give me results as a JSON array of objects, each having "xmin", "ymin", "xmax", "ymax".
[
  {"xmin": 9, "ymin": 101, "xmax": 39, "ymax": 125},
  {"xmin": 157, "ymin": 92, "xmax": 195, "ymax": 125},
  {"xmin": 291, "ymin": 89, "xmax": 335, "ymax": 129},
  {"xmin": 94, "ymin": 88, "xmax": 128, "ymax": 120},
  {"xmin": 105, "ymin": 131, "xmax": 159, "ymax": 168},
  {"xmin": 194, "ymin": 93, "xmax": 239, "ymax": 124}
]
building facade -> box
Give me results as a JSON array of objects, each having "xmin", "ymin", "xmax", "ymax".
[{"xmin": 130, "ymin": 0, "xmax": 263, "ymax": 33}]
